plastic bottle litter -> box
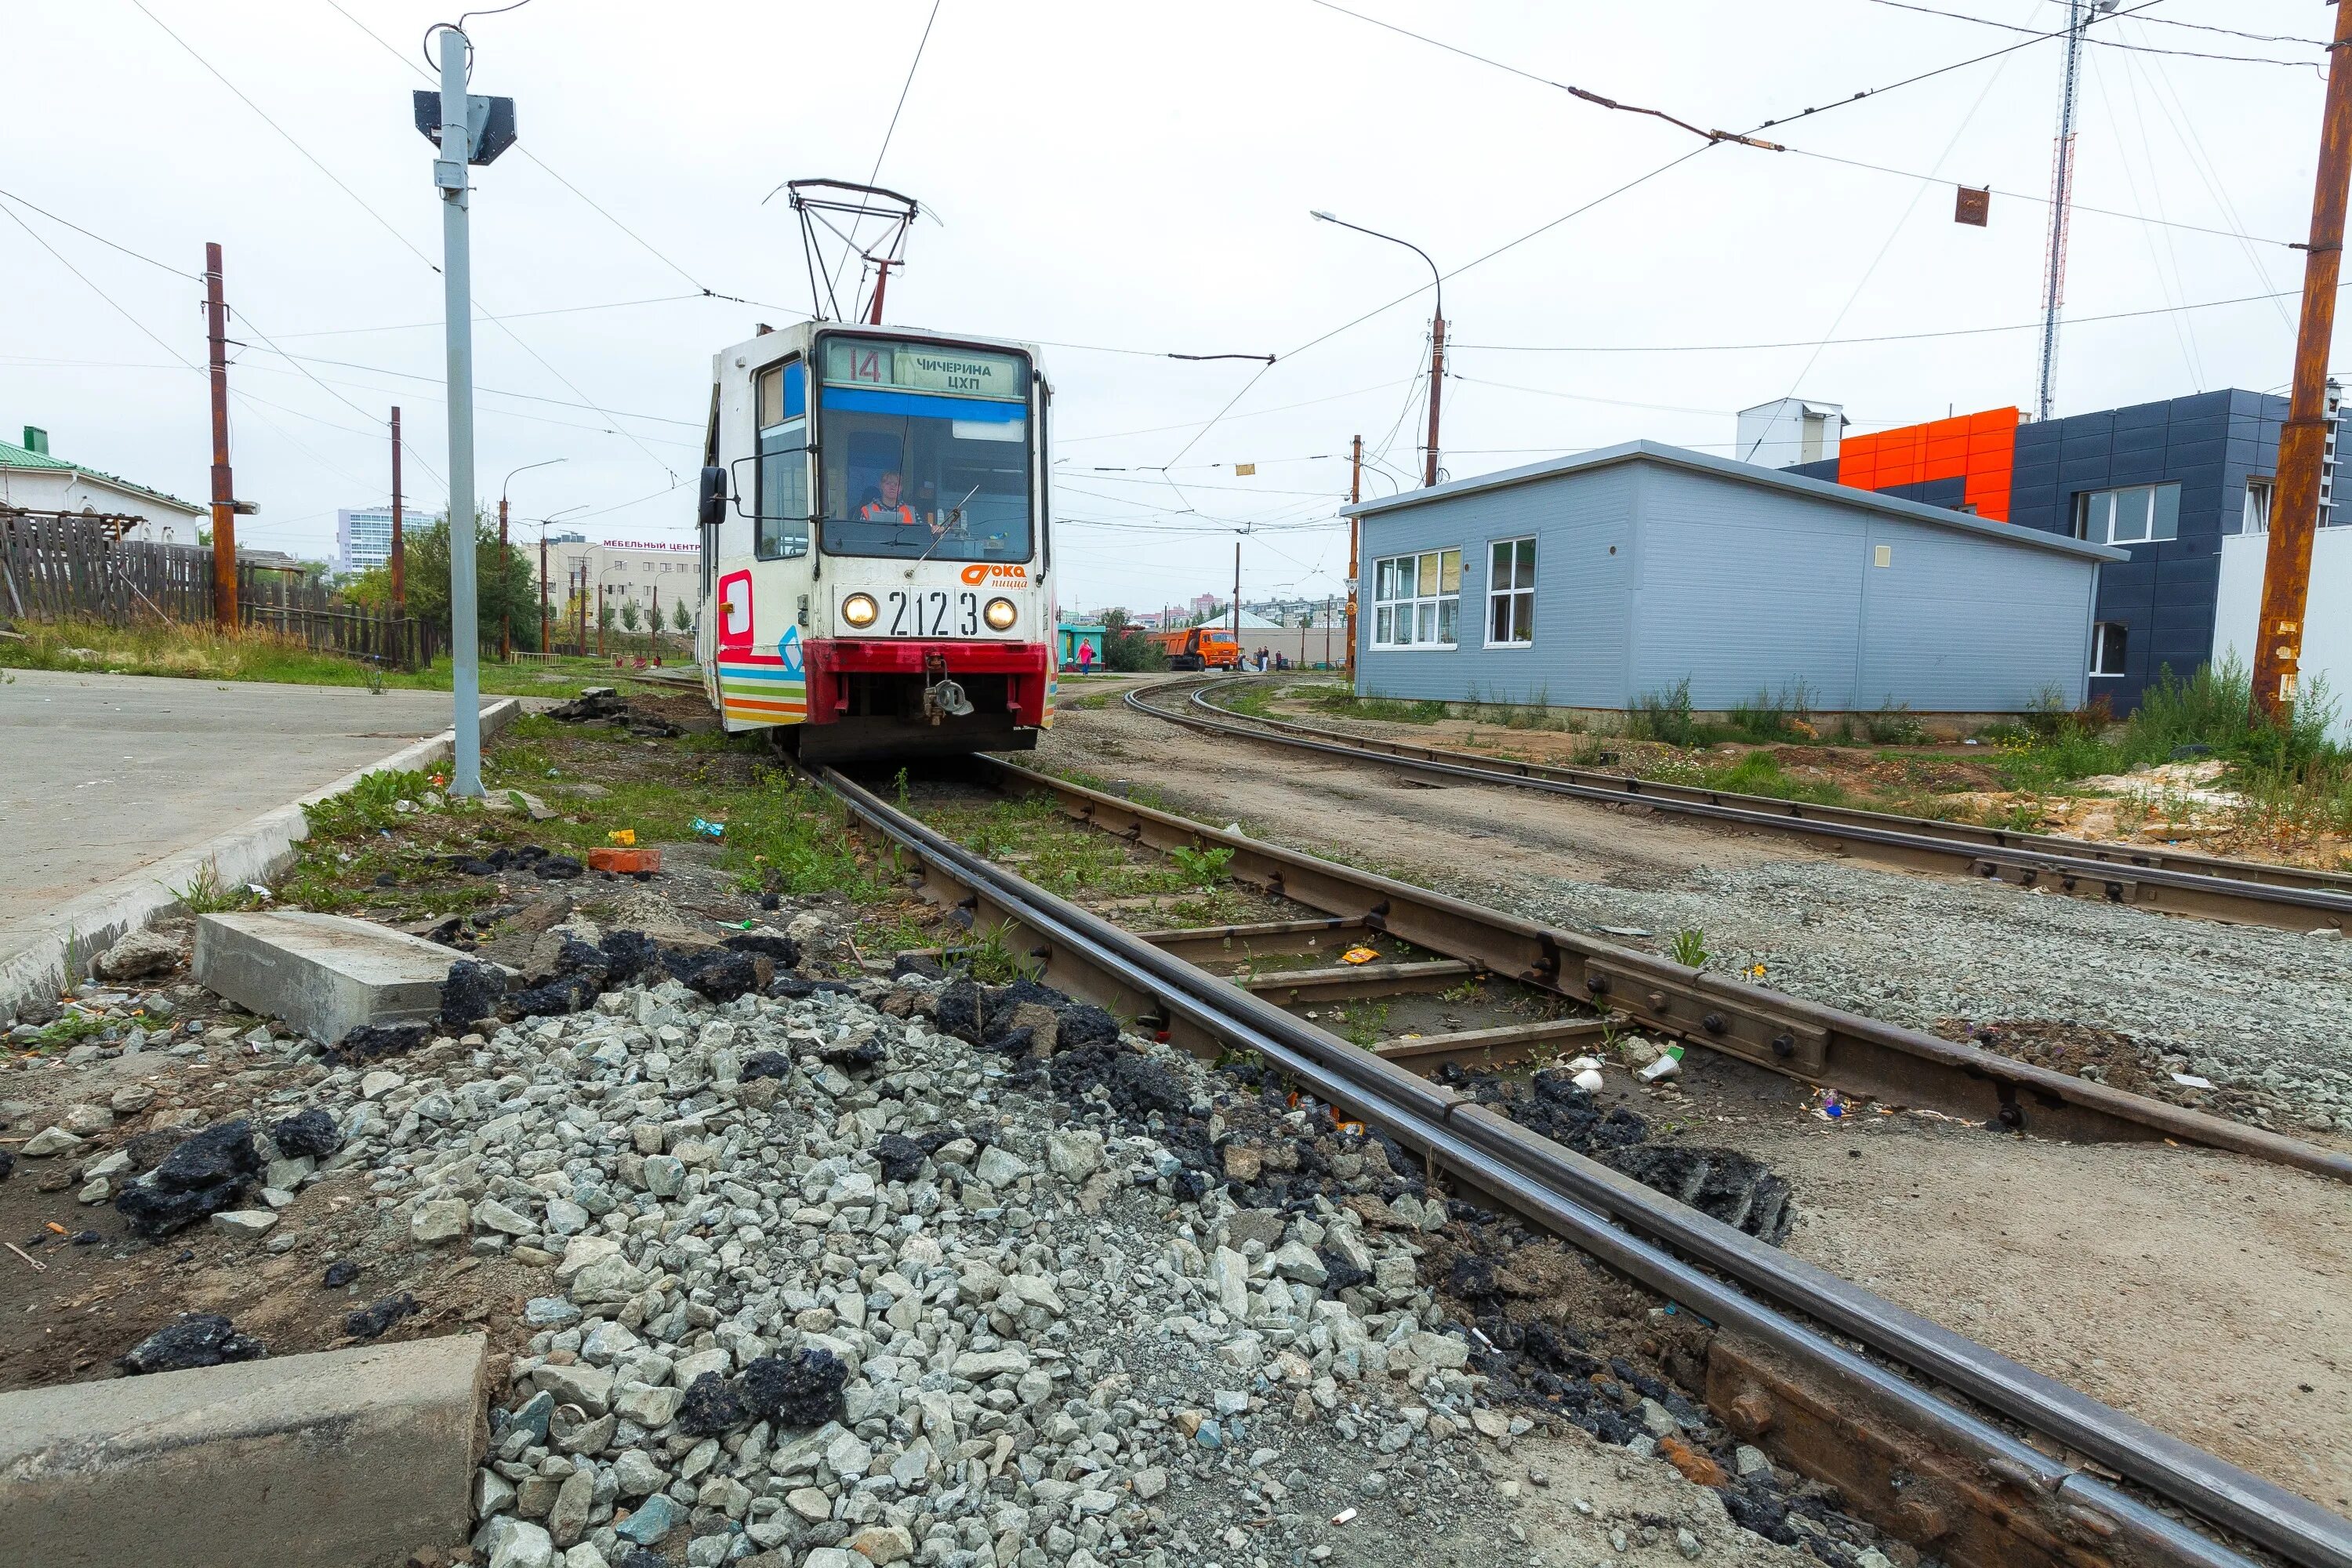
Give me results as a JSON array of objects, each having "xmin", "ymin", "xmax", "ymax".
[
  {"xmin": 1817, "ymin": 1088, "xmax": 1845, "ymax": 1120},
  {"xmin": 1636, "ymin": 1045, "xmax": 1684, "ymax": 1083},
  {"xmin": 690, "ymin": 818, "xmax": 725, "ymax": 839}
]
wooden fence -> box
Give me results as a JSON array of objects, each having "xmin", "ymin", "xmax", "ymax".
[{"xmin": 0, "ymin": 510, "xmax": 429, "ymax": 670}]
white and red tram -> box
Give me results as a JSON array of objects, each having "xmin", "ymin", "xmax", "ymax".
[{"xmin": 692, "ymin": 323, "xmax": 1057, "ymax": 760}]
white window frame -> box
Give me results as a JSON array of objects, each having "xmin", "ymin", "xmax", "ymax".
[
  {"xmin": 1370, "ymin": 547, "xmax": 1461, "ymax": 650},
  {"xmin": 2077, "ymin": 482, "xmax": 2180, "ymax": 546},
  {"xmin": 1484, "ymin": 535, "xmax": 1536, "ymax": 648},
  {"xmin": 2089, "ymin": 621, "xmax": 2128, "ymax": 677},
  {"xmin": 2243, "ymin": 477, "xmax": 2272, "ymax": 535}
]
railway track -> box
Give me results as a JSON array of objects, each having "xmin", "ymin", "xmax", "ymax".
[
  {"xmin": 1130, "ymin": 677, "xmax": 2352, "ymax": 934},
  {"xmin": 813, "ymin": 759, "xmax": 2352, "ymax": 1568}
]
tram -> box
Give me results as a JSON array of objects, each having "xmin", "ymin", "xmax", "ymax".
[{"xmin": 692, "ymin": 322, "xmax": 1056, "ymax": 760}]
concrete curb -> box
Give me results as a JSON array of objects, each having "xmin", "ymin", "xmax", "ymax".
[
  {"xmin": 0, "ymin": 1332, "xmax": 487, "ymax": 1568},
  {"xmin": 1, "ymin": 695, "xmax": 524, "ymax": 1022}
]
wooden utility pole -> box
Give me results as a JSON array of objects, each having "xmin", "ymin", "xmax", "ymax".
[
  {"xmin": 390, "ymin": 407, "xmax": 405, "ymax": 612},
  {"xmin": 203, "ymin": 242, "xmax": 238, "ymax": 629},
  {"xmin": 2254, "ymin": 0, "xmax": 2352, "ymax": 722},
  {"xmin": 1345, "ymin": 434, "xmax": 1362, "ymax": 677}
]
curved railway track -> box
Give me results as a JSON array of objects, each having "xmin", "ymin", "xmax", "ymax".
[
  {"xmin": 811, "ymin": 759, "xmax": 2352, "ymax": 1568},
  {"xmin": 1127, "ymin": 677, "xmax": 2352, "ymax": 933}
]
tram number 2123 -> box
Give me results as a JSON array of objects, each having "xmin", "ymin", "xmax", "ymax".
[{"xmin": 884, "ymin": 590, "xmax": 982, "ymax": 637}]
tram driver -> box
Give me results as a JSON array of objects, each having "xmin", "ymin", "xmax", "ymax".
[{"xmin": 859, "ymin": 469, "xmax": 916, "ymax": 525}]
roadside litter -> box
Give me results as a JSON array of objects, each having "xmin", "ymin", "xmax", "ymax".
[
  {"xmin": 1338, "ymin": 946, "xmax": 1379, "ymax": 966},
  {"xmin": 1636, "ymin": 1044, "xmax": 1684, "ymax": 1083},
  {"xmin": 690, "ymin": 818, "xmax": 726, "ymax": 839}
]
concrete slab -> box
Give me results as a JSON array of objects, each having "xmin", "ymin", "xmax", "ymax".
[
  {"xmin": 0, "ymin": 1332, "xmax": 486, "ymax": 1568},
  {"xmin": 194, "ymin": 910, "xmax": 459, "ymax": 1043}
]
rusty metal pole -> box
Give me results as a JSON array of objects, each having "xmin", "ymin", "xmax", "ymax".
[
  {"xmin": 2254, "ymin": 0, "xmax": 2352, "ymax": 723},
  {"xmin": 390, "ymin": 407, "xmax": 405, "ymax": 614},
  {"xmin": 496, "ymin": 496, "xmax": 510, "ymax": 658},
  {"xmin": 203, "ymin": 242, "xmax": 238, "ymax": 630},
  {"xmin": 1425, "ymin": 312, "xmax": 1445, "ymax": 487},
  {"xmin": 1345, "ymin": 434, "xmax": 1362, "ymax": 680}
]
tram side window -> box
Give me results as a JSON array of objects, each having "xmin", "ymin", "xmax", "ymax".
[{"xmin": 756, "ymin": 360, "xmax": 809, "ymax": 560}]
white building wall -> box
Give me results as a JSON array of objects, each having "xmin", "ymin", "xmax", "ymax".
[
  {"xmin": 0, "ymin": 468, "xmax": 204, "ymax": 543},
  {"xmin": 2213, "ymin": 530, "xmax": 2352, "ymax": 742},
  {"xmin": 1733, "ymin": 398, "xmax": 1844, "ymax": 469}
]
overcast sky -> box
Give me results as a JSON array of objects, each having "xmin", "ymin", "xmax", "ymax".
[{"xmin": 4, "ymin": 0, "xmax": 2338, "ymax": 615}]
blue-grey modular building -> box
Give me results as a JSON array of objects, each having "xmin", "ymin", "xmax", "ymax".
[{"xmin": 1344, "ymin": 441, "xmax": 2125, "ymax": 716}]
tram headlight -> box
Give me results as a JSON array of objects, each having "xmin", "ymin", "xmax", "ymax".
[
  {"xmin": 840, "ymin": 593, "xmax": 879, "ymax": 629},
  {"xmin": 984, "ymin": 597, "xmax": 1018, "ymax": 631}
]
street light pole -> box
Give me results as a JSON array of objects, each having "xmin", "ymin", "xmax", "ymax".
[
  {"xmin": 433, "ymin": 25, "xmax": 484, "ymax": 793},
  {"xmin": 499, "ymin": 458, "xmax": 564, "ymax": 660},
  {"xmin": 1312, "ymin": 211, "xmax": 1444, "ymax": 486}
]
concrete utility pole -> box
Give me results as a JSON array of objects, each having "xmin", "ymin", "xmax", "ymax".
[
  {"xmin": 2035, "ymin": 0, "xmax": 2103, "ymax": 423},
  {"xmin": 539, "ymin": 531, "xmax": 551, "ymax": 657},
  {"xmin": 2253, "ymin": 0, "xmax": 2352, "ymax": 721},
  {"xmin": 390, "ymin": 407, "xmax": 405, "ymax": 613},
  {"xmin": 203, "ymin": 242, "xmax": 238, "ymax": 630},
  {"xmin": 1345, "ymin": 434, "xmax": 1362, "ymax": 678}
]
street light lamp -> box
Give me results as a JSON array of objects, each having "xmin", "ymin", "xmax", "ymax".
[
  {"xmin": 497, "ymin": 458, "xmax": 566, "ymax": 659},
  {"xmin": 1312, "ymin": 210, "xmax": 1445, "ymax": 487}
]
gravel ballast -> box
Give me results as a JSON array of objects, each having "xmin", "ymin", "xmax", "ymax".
[{"xmin": 125, "ymin": 916, "xmax": 1898, "ymax": 1568}]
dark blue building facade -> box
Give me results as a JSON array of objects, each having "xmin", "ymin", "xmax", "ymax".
[
  {"xmin": 1793, "ymin": 390, "xmax": 2288, "ymax": 716},
  {"xmin": 2006, "ymin": 390, "xmax": 2281, "ymax": 716}
]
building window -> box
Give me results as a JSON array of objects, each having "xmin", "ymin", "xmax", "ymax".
[
  {"xmin": 1371, "ymin": 548, "xmax": 1460, "ymax": 648},
  {"xmin": 1486, "ymin": 536, "xmax": 1534, "ymax": 646},
  {"xmin": 2243, "ymin": 477, "xmax": 2272, "ymax": 535},
  {"xmin": 755, "ymin": 358, "xmax": 809, "ymax": 560},
  {"xmin": 2076, "ymin": 482, "xmax": 2180, "ymax": 545},
  {"xmin": 2089, "ymin": 622, "xmax": 2128, "ymax": 677}
]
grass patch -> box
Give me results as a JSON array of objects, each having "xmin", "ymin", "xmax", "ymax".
[
  {"xmin": 1310, "ymin": 689, "xmax": 1449, "ymax": 725},
  {"xmin": 0, "ymin": 616, "xmax": 667, "ymax": 697}
]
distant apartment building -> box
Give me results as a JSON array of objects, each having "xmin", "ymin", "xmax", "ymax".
[
  {"xmin": 539, "ymin": 534, "xmax": 702, "ymax": 625},
  {"xmin": 337, "ymin": 507, "xmax": 394, "ymax": 573}
]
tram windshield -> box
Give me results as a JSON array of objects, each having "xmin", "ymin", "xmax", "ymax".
[{"xmin": 815, "ymin": 336, "xmax": 1034, "ymax": 563}]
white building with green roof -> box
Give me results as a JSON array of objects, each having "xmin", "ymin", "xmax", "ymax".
[{"xmin": 0, "ymin": 425, "xmax": 205, "ymax": 544}]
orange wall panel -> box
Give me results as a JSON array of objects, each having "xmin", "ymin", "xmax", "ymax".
[{"xmin": 1836, "ymin": 406, "xmax": 2019, "ymax": 523}]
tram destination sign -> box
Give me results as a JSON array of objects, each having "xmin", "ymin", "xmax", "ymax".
[{"xmin": 822, "ymin": 339, "xmax": 1025, "ymax": 401}]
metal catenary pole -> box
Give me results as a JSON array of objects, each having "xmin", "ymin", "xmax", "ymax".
[
  {"xmin": 434, "ymin": 25, "xmax": 483, "ymax": 794},
  {"xmin": 204, "ymin": 242, "xmax": 238, "ymax": 630},
  {"xmin": 2253, "ymin": 0, "xmax": 2352, "ymax": 723}
]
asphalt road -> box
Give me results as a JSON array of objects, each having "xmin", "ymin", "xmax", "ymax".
[{"xmin": 0, "ymin": 669, "xmax": 488, "ymax": 965}]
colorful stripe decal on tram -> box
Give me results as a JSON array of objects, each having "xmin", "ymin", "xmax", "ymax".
[{"xmin": 716, "ymin": 651, "xmax": 806, "ymax": 728}]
